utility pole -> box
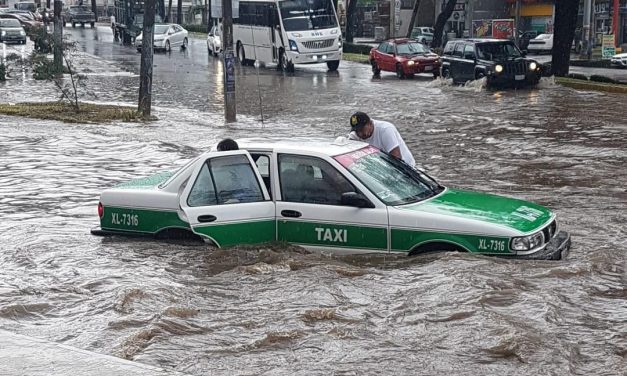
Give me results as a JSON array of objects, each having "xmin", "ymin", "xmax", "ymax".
[
  {"xmin": 138, "ymin": 0, "xmax": 156, "ymax": 117},
  {"xmin": 53, "ymin": 0, "xmax": 63, "ymax": 74},
  {"xmin": 222, "ymin": 0, "xmax": 236, "ymax": 122},
  {"xmin": 582, "ymin": 0, "xmax": 592, "ymax": 59},
  {"xmin": 515, "ymin": 0, "xmax": 521, "ymax": 46}
]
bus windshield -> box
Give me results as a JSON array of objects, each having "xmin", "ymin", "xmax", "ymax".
[{"xmin": 279, "ymin": 0, "xmax": 337, "ymax": 31}]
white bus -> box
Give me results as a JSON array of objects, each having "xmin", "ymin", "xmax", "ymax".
[{"xmin": 233, "ymin": 0, "xmax": 342, "ymax": 72}]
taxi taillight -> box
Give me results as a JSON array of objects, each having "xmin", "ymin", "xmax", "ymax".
[{"xmin": 98, "ymin": 202, "xmax": 104, "ymax": 218}]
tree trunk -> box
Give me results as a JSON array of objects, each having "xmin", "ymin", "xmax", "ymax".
[
  {"xmin": 201, "ymin": 0, "xmax": 207, "ymax": 25},
  {"xmin": 345, "ymin": 0, "xmax": 358, "ymax": 43},
  {"xmin": 176, "ymin": 0, "xmax": 182, "ymax": 25},
  {"xmin": 53, "ymin": 0, "xmax": 63, "ymax": 75},
  {"xmin": 431, "ymin": 0, "xmax": 456, "ymax": 48},
  {"xmin": 551, "ymin": 0, "xmax": 579, "ymax": 76},
  {"xmin": 91, "ymin": 0, "xmax": 97, "ymax": 18},
  {"xmin": 406, "ymin": 0, "xmax": 422, "ymax": 38},
  {"xmin": 167, "ymin": 0, "xmax": 172, "ymax": 22},
  {"xmin": 138, "ymin": 0, "xmax": 156, "ymax": 117}
]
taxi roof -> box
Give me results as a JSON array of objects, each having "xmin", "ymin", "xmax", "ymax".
[{"xmin": 236, "ymin": 137, "xmax": 369, "ymax": 157}]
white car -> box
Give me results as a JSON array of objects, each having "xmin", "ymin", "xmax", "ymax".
[
  {"xmin": 91, "ymin": 138, "xmax": 570, "ymax": 260},
  {"xmin": 135, "ymin": 23, "xmax": 188, "ymax": 53},
  {"xmin": 527, "ymin": 33, "xmax": 553, "ymax": 54},
  {"xmin": 610, "ymin": 52, "xmax": 627, "ymax": 68},
  {"xmin": 207, "ymin": 24, "xmax": 222, "ymax": 56}
]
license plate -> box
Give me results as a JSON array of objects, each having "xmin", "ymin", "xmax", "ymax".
[
  {"xmin": 515, "ymin": 74, "xmax": 525, "ymax": 80},
  {"xmin": 424, "ymin": 65, "xmax": 433, "ymax": 71}
]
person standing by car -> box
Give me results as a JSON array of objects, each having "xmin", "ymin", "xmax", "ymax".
[{"xmin": 348, "ymin": 111, "xmax": 416, "ymax": 167}]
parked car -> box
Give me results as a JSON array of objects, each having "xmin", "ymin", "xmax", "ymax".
[
  {"xmin": 0, "ymin": 18, "xmax": 27, "ymax": 44},
  {"xmin": 410, "ymin": 26, "xmax": 434, "ymax": 45},
  {"xmin": 207, "ymin": 24, "xmax": 222, "ymax": 56},
  {"xmin": 63, "ymin": 5, "xmax": 96, "ymax": 28},
  {"xmin": 440, "ymin": 39, "xmax": 542, "ymax": 87},
  {"xmin": 610, "ymin": 52, "xmax": 627, "ymax": 68},
  {"xmin": 527, "ymin": 33, "xmax": 553, "ymax": 54},
  {"xmin": 369, "ymin": 38, "xmax": 441, "ymax": 79},
  {"xmin": 92, "ymin": 138, "xmax": 571, "ymax": 260},
  {"xmin": 0, "ymin": 13, "xmax": 41, "ymax": 33},
  {"xmin": 518, "ymin": 30, "xmax": 538, "ymax": 50},
  {"xmin": 135, "ymin": 23, "xmax": 188, "ymax": 52}
]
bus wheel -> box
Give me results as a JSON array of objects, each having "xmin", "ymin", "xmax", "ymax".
[
  {"xmin": 281, "ymin": 50, "xmax": 294, "ymax": 73},
  {"xmin": 237, "ymin": 43, "xmax": 250, "ymax": 66},
  {"xmin": 326, "ymin": 60, "xmax": 339, "ymax": 71}
]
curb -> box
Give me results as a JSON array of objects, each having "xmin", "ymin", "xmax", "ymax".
[{"xmin": 555, "ymin": 77, "xmax": 627, "ymax": 94}]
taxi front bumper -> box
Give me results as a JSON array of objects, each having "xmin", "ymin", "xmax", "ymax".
[{"xmin": 513, "ymin": 230, "xmax": 571, "ymax": 260}]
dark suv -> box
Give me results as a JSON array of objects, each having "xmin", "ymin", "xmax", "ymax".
[{"xmin": 440, "ymin": 39, "xmax": 542, "ymax": 87}]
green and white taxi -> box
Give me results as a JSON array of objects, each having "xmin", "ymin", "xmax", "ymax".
[{"xmin": 92, "ymin": 138, "xmax": 571, "ymax": 260}]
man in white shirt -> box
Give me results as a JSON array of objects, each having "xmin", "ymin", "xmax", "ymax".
[{"xmin": 348, "ymin": 111, "xmax": 416, "ymax": 167}]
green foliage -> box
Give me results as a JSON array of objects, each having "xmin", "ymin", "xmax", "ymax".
[
  {"xmin": 567, "ymin": 73, "xmax": 588, "ymax": 81},
  {"xmin": 28, "ymin": 26, "xmax": 54, "ymax": 54},
  {"xmin": 183, "ymin": 24, "xmax": 209, "ymax": 34},
  {"xmin": 589, "ymin": 75, "xmax": 617, "ymax": 84},
  {"xmin": 343, "ymin": 42, "xmax": 373, "ymax": 55},
  {"xmin": 31, "ymin": 53, "xmax": 57, "ymax": 80}
]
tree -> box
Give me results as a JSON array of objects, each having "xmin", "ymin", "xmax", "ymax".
[
  {"xmin": 91, "ymin": 0, "xmax": 97, "ymax": 18},
  {"xmin": 138, "ymin": 0, "xmax": 156, "ymax": 117},
  {"xmin": 166, "ymin": 0, "xmax": 172, "ymax": 22},
  {"xmin": 431, "ymin": 0, "xmax": 456, "ymax": 48},
  {"xmin": 345, "ymin": 0, "xmax": 358, "ymax": 43},
  {"xmin": 176, "ymin": 0, "xmax": 182, "ymax": 25},
  {"xmin": 406, "ymin": 0, "xmax": 422, "ymax": 38},
  {"xmin": 551, "ymin": 0, "xmax": 579, "ymax": 76}
]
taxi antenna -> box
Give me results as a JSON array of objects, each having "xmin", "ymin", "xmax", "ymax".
[{"xmin": 250, "ymin": 32, "xmax": 265, "ymax": 127}]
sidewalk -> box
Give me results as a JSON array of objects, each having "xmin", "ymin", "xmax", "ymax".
[{"xmin": 0, "ymin": 330, "xmax": 186, "ymax": 376}]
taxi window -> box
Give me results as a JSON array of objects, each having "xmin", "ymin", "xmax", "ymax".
[
  {"xmin": 278, "ymin": 154, "xmax": 355, "ymax": 205},
  {"xmin": 453, "ymin": 43, "xmax": 464, "ymax": 57},
  {"xmin": 187, "ymin": 154, "xmax": 264, "ymax": 206},
  {"xmin": 443, "ymin": 42, "xmax": 455, "ymax": 55}
]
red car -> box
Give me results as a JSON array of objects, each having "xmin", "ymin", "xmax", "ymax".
[{"xmin": 369, "ymin": 38, "xmax": 441, "ymax": 79}]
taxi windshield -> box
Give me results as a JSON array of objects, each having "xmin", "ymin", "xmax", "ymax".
[
  {"xmin": 396, "ymin": 42, "xmax": 430, "ymax": 55},
  {"xmin": 334, "ymin": 146, "xmax": 443, "ymax": 206}
]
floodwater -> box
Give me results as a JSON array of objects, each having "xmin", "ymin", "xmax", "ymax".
[{"xmin": 0, "ymin": 27, "xmax": 625, "ymax": 375}]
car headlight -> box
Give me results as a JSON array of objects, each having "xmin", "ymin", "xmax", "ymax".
[
  {"xmin": 289, "ymin": 39, "xmax": 298, "ymax": 51},
  {"xmin": 529, "ymin": 62, "xmax": 537, "ymax": 70},
  {"xmin": 20, "ymin": 30, "xmax": 26, "ymax": 36},
  {"xmin": 338, "ymin": 39, "xmax": 342, "ymax": 48},
  {"xmin": 495, "ymin": 64, "xmax": 503, "ymax": 73},
  {"xmin": 407, "ymin": 60, "xmax": 415, "ymax": 66},
  {"xmin": 511, "ymin": 232, "xmax": 544, "ymax": 251}
]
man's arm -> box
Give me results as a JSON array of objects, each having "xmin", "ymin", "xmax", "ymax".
[{"xmin": 388, "ymin": 147, "xmax": 402, "ymax": 159}]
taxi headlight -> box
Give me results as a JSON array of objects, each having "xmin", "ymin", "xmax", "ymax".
[
  {"xmin": 511, "ymin": 232, "xmax": 544, "ymax": 251},
  {"xmin": 407, "ymin": 60, "xmax": 415, "ymax": 66},
  {"xmin": 529, "ymin": 62, "xmax": 537, "ymax": 70},
  {"xmin": 495, "ymin": 64, "xmax": 503, "ymax": 73}
]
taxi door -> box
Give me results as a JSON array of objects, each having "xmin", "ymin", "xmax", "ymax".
[
  {"xmin": 179, "ymin": 150, "xmax": 276, "ymax": 248},
  {"xmin": 274, "ymin": 153, "xmax": 389, "ymax": 255}
]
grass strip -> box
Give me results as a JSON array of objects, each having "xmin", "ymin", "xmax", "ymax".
[
  {"xmin": 556, "ymin": 77, "xmax": 627, "ymax": 94},
  {"xmin": 0, "ymin": 102, "xmax": 146, "ymax": 123},
  {"xmin": 342, "ymin": 52, "xmax": 370, "ymax": 64}
]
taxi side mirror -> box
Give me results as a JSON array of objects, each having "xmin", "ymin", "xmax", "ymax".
[{"xmin": 341, "ymin": 192, "xmax": 374, "ymax": 208}]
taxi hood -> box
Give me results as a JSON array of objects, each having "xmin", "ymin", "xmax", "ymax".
[{"xmin": 398, "ymin": 188, "xmax": 552, "ymax": 234}]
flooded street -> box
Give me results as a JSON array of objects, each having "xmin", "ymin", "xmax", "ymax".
[{"xmin": 0, "ymin": 27, "xmax": 625, "ymax": 375}]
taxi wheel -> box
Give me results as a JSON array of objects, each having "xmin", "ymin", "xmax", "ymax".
[{"xmin": 396, "ymin": 64, "xmax": 405, "ymax": 79}]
